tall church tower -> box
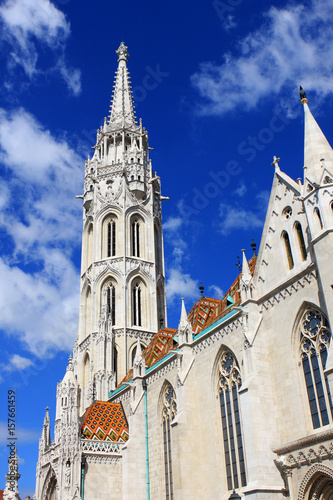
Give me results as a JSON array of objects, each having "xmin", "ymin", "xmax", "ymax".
[{"xmin": 74, "ymin": 42, "xmax": 167, "ymax": 413}]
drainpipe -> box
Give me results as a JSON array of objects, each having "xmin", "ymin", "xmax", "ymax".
[
  {"xmin": 142, "ymin": 379, "xmax": 150, "ymax": 500},
  {"xmin": 81, "ymin": 456, "xmax": 86, "ymax": 500}
]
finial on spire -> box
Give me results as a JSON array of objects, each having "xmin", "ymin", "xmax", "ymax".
[
  {"xmin": 116, "ymin": 42, "xmax": 129, "ymax": 63},
  {"xmin": 251, "ymin": 238, "xmax": 256, "ymax": 256},
  {"xmin": 299, "ymin": 85, "xmax": 308, "ymax": 104},
  {"xmin": 199, "ymin": 282, "xmax": 204, "ymax": 297}
]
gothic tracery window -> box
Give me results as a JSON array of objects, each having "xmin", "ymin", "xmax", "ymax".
[
  {"xmin": 218, "ymin": 351, "xmax": 247, "ymax": 491},
  {"xmin": 300, "ymin": 309, "xmax": 333, "ymax": 429},
  {"xmin": 162, "ymin": 385, "xmax": 177, "ymax": 500}
]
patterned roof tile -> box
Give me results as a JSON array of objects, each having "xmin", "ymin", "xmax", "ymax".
[{"xmin": 81, "ymin": 401, "xmax": 129, "ymax": 442}]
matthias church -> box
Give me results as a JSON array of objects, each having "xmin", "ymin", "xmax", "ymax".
[{"xmin": 29, "ymin": 43, "xmax": 333, "ymax": 499}]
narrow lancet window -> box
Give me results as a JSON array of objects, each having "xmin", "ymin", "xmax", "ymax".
[
  {"xmin": 315, "ymin": 207, "xmax": 323, "ymax": 229},
  {"xmin": 162, "ymin": 385, "xmax": 177, "ymax": 500},
  {"xmin": 107, "ymin": 220, "xmax": 116, "ymax": 257},
  {"xmin": 131, "ymin": 219, "xmax": 140, "ymax": 257},
  {"xmin": 282, "ymin": 231, "xmax": 294, "ymax": 270},
  {"xmin": 300, "ymin": 309, "xmax": 333, "ymax": 429},
  {"xmin": 106, "ymin": 284, "xmax": 116, "ymax": 325},
  {"xmin": 133, "ymin": 283, "xmax": 142, "ymax": 326},
  {"xmin": 218, "ymin": 351, "xmax": 247, "ymax": 491},
  {"xmin": 295, "ymin": 222, "xmax": 307, "ymax": 261}
]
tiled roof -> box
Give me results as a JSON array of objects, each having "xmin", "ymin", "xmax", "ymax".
[
  {"xmin": 189, "ymin": 255, "xmax": 257, "ymax": 333},
  {"xmin": 113, "ymin": 257, "xmax": 257, "ymax": 393},
  {"xmin": 188, "ymin": 297, "xmax": 220, "ymax": 334},
  {"xmin": 117, "ymin": 328, "xmax": 178, "ymax": 387},
  {"xmin": 81, "ymin": 401, "xmax": 129, "ymax": 442}
]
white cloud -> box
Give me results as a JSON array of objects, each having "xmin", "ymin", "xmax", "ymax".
[
  {"xmin": 191, "ymin": 0, "xmax": 333, "ymax": 116},
  {"xmin": 0, "ymin": 108, "xmax": 82, "ymax": 357},
  {"xmin": 219, "ymin": 191, "xmax": 269, "ymax": 235},
  {"xmin": 166, "ymin": 268, "xmax": 198, "ymax": 304},
  {"xmin": 233, "ymin": 183, "xmax": 247, "ymax": 197},
  {"xmin": 208, "ymin": 284, "xmax": 224, "ymax": 298},
  {"xmin": 0, "ymin": 0, "xmax": 81, "ymax": 93},
  {"xmin": 163, "ymin": 216, "xmax": 184, "ymax": 232},
  {"xmin": 2, "ymin": 354, "xmax": 33, "ymax": 372}
]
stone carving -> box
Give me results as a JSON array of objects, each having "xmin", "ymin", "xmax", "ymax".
[
  {"xmin": 260, "ymin": 270, "xmax": 317, "ymax": 312},
  {"xmin": 81, "ymin": 439, "xmax": 121, "ymax": 455},
  {"xmin": 192, "ymin": 318, "xmax": 242, "ymax": 355}
]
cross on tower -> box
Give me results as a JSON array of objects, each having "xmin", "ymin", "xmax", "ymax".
[{"xmin": 271, "ymin": 156, "xmax": 281, "ymax": 168}]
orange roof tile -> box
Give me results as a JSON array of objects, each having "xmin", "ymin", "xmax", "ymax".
[{"xmin": 81, "ymin": 401, "xmax": 129, "ymax": 442}]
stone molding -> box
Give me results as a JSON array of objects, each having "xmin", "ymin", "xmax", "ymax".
[
  {"xmin": 273, "ymin": 427, "xmax": 333, "ymax": 455},
  {"xmin": 259, "ymin": 269, "xmax": 317, "ymax": 312},
  {"xmin": 81, "ymin": 439, "xmax": 121, "ymax": 455},
  {"xmin": 79, "ymin": 335, "xmax": 91, "ymax": 352},
  {"xmin": 192, "ymin": 318, "xmax": 243, "ymax": 355},
  {"xmin": 147, "ymin": 359, "xmax": 178, "ymax": 385},
  {"xmin": 85, "ymin": 455, "xmax": 121, "ymax": 464}
]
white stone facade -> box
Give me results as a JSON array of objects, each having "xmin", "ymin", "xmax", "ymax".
[{"xmin": 34, "ymin": 53, "xmax": 333, "ymax": 500}]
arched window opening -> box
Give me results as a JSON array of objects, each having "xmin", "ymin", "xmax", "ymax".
[
  {"xmin": 103, "ymin": 282, "xmax": 116, "ymax": 326},
  {"xmin": 295, "ymin": 222, "xmax": 307, "ymax": 261},
  {"xmin": 90, "ymin": 185, "xmax": 93, "ymax": 191},
  {"xmin": 132, "ymin": 283, "xmax": 142, "ymax": 326},
  {"xmin": 300, "ymin": 309, "xmax": 333, "ymax": 429},
  {"xmin": 331, "ymin": 201, "xmax": 333, "ymax": 213},
  {"xmin": 86, "ymin": 223, "xmax": 93, "ymax": 269},
  {"xmin": 282, "ymin": 231, "xmax": 294, "ymax": 270},
  {"xmin": 218, "ymin": 351, "xmax": 247, "ymax": 491},
  {"xmin": 107, "ymin": 220, "xmax": 116, "ymax": 257},
  {"xmin": 131, "ymin": 218, "xmax": 140, "ymax": 257},
  {"xmin": 83, "ymin": 353, "xmax": 90, "ymax": 389},
  {"xmin": 315, "ymin": 207, "xmax": 323, "ymax": 230},
  {"xmin": 113, "ymin": 346, "xmax": 118, "ymax": 387},
  {"xmin": 162, "ymin": 385, "xmax": 177, "ymax": 500}
]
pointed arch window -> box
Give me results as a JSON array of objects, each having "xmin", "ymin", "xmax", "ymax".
[
  {"xmin": 300, "ymin": 309, "xmax": 333, "ymax": 429},
  {"xmin": 162, "ymin": 385, "xmax": 177, "ymax": 500},
  {"xmin": 218, "ymin": 351, "xmax": 247, "ymax": 491},
  {"xmin": 131, "ymin": 218, "xmax": 140, "ymax": 257},
  {"xmin": 132, "ymin": 283, "xmax": 142, "ymax": 326},
  {"xmin": 282, "ymin": 231, "xmax": 294, "ymax": 270},
  {"xmin": 315, "ymin": 207, "xmax": 323, "ymax": 230},
  {"xmin": 107, "ymin": 220, "xmax": 116, "ymax": 257},
  {"xmin": 295, "ymin": 222, "xmax": 307, "ymax": 261},
  {"xmin": 102, "ymin": 281, "xmax": 116, "ymax": 326}
]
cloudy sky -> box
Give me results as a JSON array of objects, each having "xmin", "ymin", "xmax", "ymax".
[{"xmin": 0, "ymin": 0, "xmax": 333, "ymax": 495}]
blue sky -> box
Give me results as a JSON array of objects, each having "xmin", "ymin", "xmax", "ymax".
[{"xmin": 1, "ymin": 0, "xmax": 333, "ymax": 495}]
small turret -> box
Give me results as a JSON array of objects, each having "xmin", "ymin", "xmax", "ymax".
[{"xmin": 178, "ymin": 298, "xmax": 193, "ymax": 345}]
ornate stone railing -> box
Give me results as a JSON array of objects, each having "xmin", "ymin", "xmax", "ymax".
[{"xmin": 81, "ymin": 439, "xmax": 121, "ymax": 455}]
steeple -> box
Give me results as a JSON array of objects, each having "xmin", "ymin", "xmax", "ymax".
[
  {"xmin": 108, "ymin": 42, "xmax": 137, "ymax": 127},
  {"xmin": 300, "ymin": 87, "xmax": 333, "ymax": 184},
  {"xmin": 240, "ymin": 249, "xmax": 254, "ymax": 302}
]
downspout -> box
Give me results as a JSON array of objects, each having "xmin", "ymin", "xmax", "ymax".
[
  {"xmin": 81, "ymin": 456, "xmax": 86, "ymax": 500},
  {"xmin": 142, "ymin": 379, "xmax": 150, "ymax": 500}
]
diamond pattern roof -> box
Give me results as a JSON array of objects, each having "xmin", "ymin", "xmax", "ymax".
[{"xmin": 81, "ymin": 401, "xmax": 129, "ymax": 442}]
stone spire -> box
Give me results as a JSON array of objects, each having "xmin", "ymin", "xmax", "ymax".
[
  {"xmin": 178, "ymin": 298, "xmax": 193, "ymax": 345},
  {"xmin": 4, "ymin": 448, "xmax": 20, "ymax": 500},
  {"xmin": 241, "ymin": 249, "xmax": 254, "ymax": 302},
  {"xmin": 301, "ymin": 90, "xmax": 333, "ymax": 184},
  {"xmin": 108, "ymin": 42, "xmax": 137, "ymax": 126}
]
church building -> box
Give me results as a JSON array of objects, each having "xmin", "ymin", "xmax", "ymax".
[{"xmin": 35, "ymin": 42, "xmax": 333, "ymax": 499}]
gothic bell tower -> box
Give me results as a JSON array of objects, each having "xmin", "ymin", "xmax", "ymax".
[{"xmin": 74, "ymin": 42, "xmax": 167, "ymax": 414}]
